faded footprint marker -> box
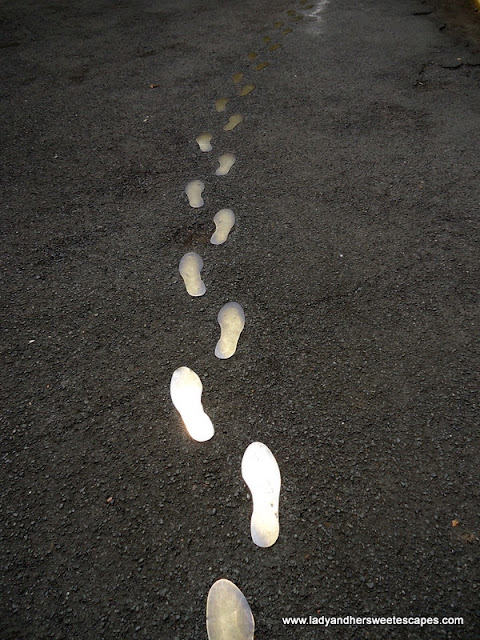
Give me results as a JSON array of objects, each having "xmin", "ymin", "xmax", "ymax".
[
  {"xmin": 170, "ymin": 367, "xmax": 214, "ymax": 442},
  {"xmin": 185, "ymin": 179, "xmax": 205, "ymax": 208},
  {"xmin": 211, "ymin": 208, "xmax": 235, "ymax": 245},
  {"xmin": 247, "ymin": 51, "xmax": 258, "ymax": 61},
  {"xmin": 215, "ymin": 152, "xmax": 236, "ymax": 176},
  {"xmin": 215, "ymin": 302, "xmax": 245, "ymax": 359},
  {"xmin": 268, "ymin": 43, "xmax": 281, "ymax": 52},
  {"xmin": 242, "ymin": 442, "xmax": 281, "ymax": 548},
  {"xmin": 232, "ymin": 72, "xmax": 244, "ymax": 83},
  {"xmin": 206, "ymin": 579, "xmax": 254, "ymax": 640},
  {"xmin": 255, "ymin": 61, "xmax": 270, "ymax": 71},
  {"xmin": 239, "ymin": 83, "xmax": 255, "ymax": 96},
  {"xmin": 223, "ymin": 114, "xmax": 244, "ymax": 131},
  {"xmin": 179, "ymin": 252, "xmax": 206, "ymax": 297},
  {"xmin": 215, "ymin": 98, "xmax": 229, "ymax": 112},
  {"xmin": 196, "ymin": 133, "xmax": 213, "ymax": 152}
]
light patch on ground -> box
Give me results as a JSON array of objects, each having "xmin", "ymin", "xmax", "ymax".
[{"xmin": 305, "ymin": 0, "xmax": 329, "ymax": 20}]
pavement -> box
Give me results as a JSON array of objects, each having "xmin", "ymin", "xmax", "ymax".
[{"xmin": 1, "ymin": 0, "xmax": 479, "ymax": 639}]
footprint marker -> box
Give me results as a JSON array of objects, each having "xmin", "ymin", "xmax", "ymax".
[
  {"xmin": 232, "ymin": 72, "xmax": 244, "ymax": 84},
  {"xmin": 215, "ymin": 153, "xmax": 236, "ymax": 176},
  {"xmin": 255, "ymin": 61, "xmax": 270, "ymax": 71},
  {"xmin": 274, "ymin": 21, "xmax": 284, "ymax": 28},
  {"xmin": 170, "ymin": 367, "xmax": 214, "ymax": 442},
  {"xmin": 211, "ymin": 209, "xmax": 235, "ymax": 245},
  {"xmin": 196, "ymin": 133, "xmax": 213, "ymax": 152},
  {"xmin": 263, "ymin": 35, "xmax": 272, "ymax": 43},
  {"xmin": 242, "ymin": 442, "xmax": 281, "ymax": 548},
  {"xmin": 179, "ymin": 252, "xmax": 206, "ymax": 297},
  {"xmin": 239, "ymin": 83, "xmax": 255, "ymax": 96},
  {"xmin": 185, "ymin": 179, "xmax": 205, "ymax": 208},
  {"xmin": 223, "ymin": 114, "xmax": 244, "ymax": 131},
  {"xmin": 268, "ymin": 43, "xmax": 282, "ymax": 52},
  {"xmin": 206, "ymin": 579, "xmax": 254, "ymax": 640},
  {"xmin": 215, "ymin": 98, "xmax": 230, "ymax": 112},
  {"xmin": 215, "ymin": 302, "xmax": 245, "ymax": 359},
  {"xmin": 282, "ymin": 27, "xmax": 293, "ymax": 35},
  {"xmin": 247, "ymin": 51, "xmax": 258, "ymax": 61}
]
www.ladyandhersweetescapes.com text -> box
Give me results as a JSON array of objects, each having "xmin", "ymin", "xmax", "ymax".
[{"xmin": 282, "ymin": 615, "xmax": 464, "ymax": 627}]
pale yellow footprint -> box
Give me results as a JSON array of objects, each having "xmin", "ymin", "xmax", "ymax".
[
  {"xmin": 206, "ymin": 579, "xmax": 254, "ymax": 640},
  {"xmin": 255, "ymin": 61, "xmax": 270, "ymax": 71},
  {"xmin": 282, "ymin": 27, "xmax": 293, "ymax": 35},
  {"xmin": 178, "ymin": 252, "xmax": 206, "ymax": 297},
  {"xmin": 170, "ymin": 367, "xmax": 214, "ymax": 442},
  {"xmin": 195, "ymin": 133, "xmax": 212, "ymax": 152},
  {"xmin": 238, "ymin": 83, "xmax": 255, "ymax": 97},
  {"xmin": 273, "ymin": 21, "xmax": 284, "ymax": 28},
  {"xmin": 210, "ymin": 209, "xmax": 235, "ymax": 245},
  {"xmin": 215, "ymin": 302, "xmax": 245, "ymax": 359},
  {"xmin": 215, "ymin": 153, "xmax": 236, "ymax": 176},
  {"xmin": 223, "ymin": 114, "xmax": 244, "ymax": 131},
  {"xmin": 232, "ymin": 72, "xmax": 244, "ymax": 83},
  {"xmin": 268, "ymin": 43, "xmax": 282, "ymax": 52},
  {"xmin": 185, "ymin": 179, "xmax": 205, "ymax": 208},
  {"xmin": 247, "ymin": 51, "xmax": 258, "ymax": 61},
  {"xmin": 215, "ymin": 98, "xmax": 229, "ymax": 112},
  {"xmin": 263, "ymin": 35, "xmax": 272, "ymax": 43}
]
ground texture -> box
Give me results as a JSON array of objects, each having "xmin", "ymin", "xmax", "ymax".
[{"xmin": 1, "ymin": 0, "xmax": 479, "ymax": 638}]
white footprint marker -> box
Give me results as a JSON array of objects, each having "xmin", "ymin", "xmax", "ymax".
[
  {"xmin": 242, "ymin": 442, "xmax": 281, "ymax": 548},
  {"xmin": 206, "ymin": 579, "xmax": 254, "ymax": 640},
  {"xmin": 215, "ymin": 153, "xmax": 236, "ymax": 176},
  {"xmin": 185, "ymin": 179, "xmax": 205, "ymax": 207},
  {"xmin": 170, "ymin": 367, "xmax": 214, "ymax": 442},
  {"xmin": 179, "ymin": 252, "xmax": 206, "ymax": 297},
  {"xmin": 210, "ymin": 209, "xmax": 235, "ymax": 245},
  {"xmin": 215, "ymin": 302, "xmax": 245, "ymax": 359},
  {"xmin": 196, "ymin": 133, "xmax": 213, "ymax": 152}
]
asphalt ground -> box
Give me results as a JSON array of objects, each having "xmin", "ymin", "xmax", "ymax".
[{"xmin": 1, "ymin": 0, "xmax": 479, "ymax": 639}]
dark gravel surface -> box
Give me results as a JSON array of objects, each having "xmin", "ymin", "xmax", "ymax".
[{"xmin": 1, "ymin": 0, "xmax": 479, "ymax": 638}]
